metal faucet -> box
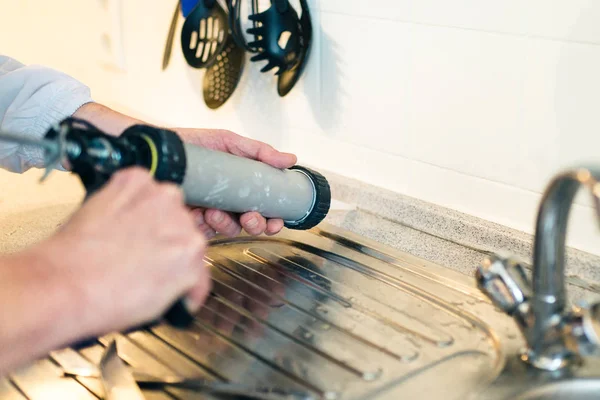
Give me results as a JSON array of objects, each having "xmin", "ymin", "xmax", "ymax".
[{"xmin": 476, "ymin": 167, "xmax": 600, "ymax": 371}]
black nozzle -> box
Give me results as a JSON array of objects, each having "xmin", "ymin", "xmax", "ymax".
[{"xmin": 284, "ymin": 166, "xmax": 331, "ymax": 230}]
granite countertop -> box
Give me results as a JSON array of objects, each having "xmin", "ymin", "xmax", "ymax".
[
  {"xmin": 324, "ymin": 170, "xmax": 600, "ymax": 305},
  {"xmin": 1, "ymin": 167, "xmax": 599, "ymax": 304}
]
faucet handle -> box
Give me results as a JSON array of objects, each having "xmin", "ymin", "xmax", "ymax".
[
  {"xmin": 476, "ymin": 254, "xmax": 532, "ymax": 315},
  {"xmin": 564, "ymin": 302, "xmax": 600, "ymax": 357}
]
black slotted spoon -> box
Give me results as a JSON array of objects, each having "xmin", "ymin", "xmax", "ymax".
[
  {"xmin": 203, "ymin": 35, "xmax": 245, "ymax": 109},
  {"xmin": 181, "ymin": 0, "xmax": 230, "ymax": 68}
]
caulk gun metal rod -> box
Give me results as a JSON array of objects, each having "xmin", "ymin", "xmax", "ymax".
[
  {"xmin": 0, "ymin": 132, "xmax": 58, "ymax": 152},
  {"xmin": 181, "ymin": 143, "xmax": 315, "ymax": 223}
]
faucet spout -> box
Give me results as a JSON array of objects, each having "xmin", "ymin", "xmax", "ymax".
[
  {"xmin": 531, "ymin": 168, "xmax": 600, "ymax": 350},
  {"xmin": 477, "ymin": 166, "xmax": 600, "ymax": 371}
]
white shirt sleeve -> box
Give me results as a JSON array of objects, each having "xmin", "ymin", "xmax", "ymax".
[{"xmin": 0, "ymin": 55, "xmax": 93, "ymax": 173}]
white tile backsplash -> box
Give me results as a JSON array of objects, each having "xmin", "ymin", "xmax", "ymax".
[
  {"xmin": 318, "ymin": 12, "xmax": 561, "ymax": 193},
  {"xmin": 320, "ymin": 1, "xmax": 600, "ymax": 44},
  {"xmin": 1, "ymin": 1, "xmax": 599, "ymax": 256}
]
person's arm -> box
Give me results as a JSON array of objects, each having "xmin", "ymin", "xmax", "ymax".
[
  {"xmin": 0, "ymin": 55, "xmax": 93, "ymax": 173},
  {"xmin": 0, "ymin": 168, "xmax": 210, "ymax": 376},
  {"xmin": 0, "ymin": 244, "xmax": 88, "ymax": 376}
]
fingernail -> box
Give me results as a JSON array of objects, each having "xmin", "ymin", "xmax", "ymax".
[
  {"xmin": 196, "ymin": 212, "xmax": 204, "ymax": 226},
  {"xmin": 210, "ymin": 211, "xmax": 224, "ymax": 224},
  {"xmin": 246, "ymin": 217, "xmax": 258, "ymax": 228}
]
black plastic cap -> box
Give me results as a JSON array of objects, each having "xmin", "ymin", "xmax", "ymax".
[
  {"xmin": 121, "ymin": 125, "xmax": 187, "ymax": 185},
  {"xmin": 284, "ymin": 166, "xmax": 331, "ymax": 230}
]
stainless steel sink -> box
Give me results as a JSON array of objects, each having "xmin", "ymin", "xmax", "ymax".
[
  {"xmin": 1, "ymin": 221, "xmax": 598, "ymax": 399},
  {"xmin": 475, "ymin": 346, "xmax": 600, "ymax": 400},
  {"xmin": 515, "ymin": 380, "xmax": 600, "ymax": 400}
]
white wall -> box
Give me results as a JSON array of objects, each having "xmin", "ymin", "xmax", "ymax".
[{"xmin": 1, "ymin": 0, "xmax": 599, "ymax": 255}]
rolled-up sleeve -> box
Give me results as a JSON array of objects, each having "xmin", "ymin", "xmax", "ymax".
[{"xmin": 0, "ymin": 55, "xmax": 93, "ymax": 173}]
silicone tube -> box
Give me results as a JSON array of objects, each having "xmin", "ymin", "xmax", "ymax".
[{"xmin": 181, "ymin": 143, "xmax": 315, "ymax": 223}]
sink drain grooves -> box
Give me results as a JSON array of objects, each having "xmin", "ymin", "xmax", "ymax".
[
  {"xmin": 127, "ymin": 330, "xmax": 225, "ymax": 381},
  {"xmin": 66, "ymin": 335, "xmax": 219, "ymax": 400},
  {"xmin": 193, "ymin": 319, "xmax": 330, "ymax": 398},
  {"xmin": 312, "ymin": 228, "xmax": 487, "ymax": 301},
  {"xmin": 205, "ymin": 296, "xmax": 376, "ymax": 380},
  {"xmin": 151, "ymin": 323, "xmax": 312, "ymax": 394},
  {"xmin": 243, "ymin": 250, "xmax": 352, "ymax": 308},
  {"xmin": 212, "ymin": 237, "xmax": 478, "ymax": 324},
  {"xmin": 263, "ymin": 240, "xmax": 487, "ymax": 333},
  {"xmin": 96, "ymin": 333, "xmax": 178, "ymax": 377},
  {"xmin": 209, "ymin": 258, "xmax": 416, "ymax": 362},
  {"xmin": 246, "ymin": 248, "xmax": 453, "ymax": 347},
  {"xmin": 209, "ymin": 281, "xmax": 383, "ymax": 381},
  {"xmin": 0, "ymin": 377, "xmax": 27, "ymax": 400},
  {"xmin": 8, "ymin": 358, "xmax": 97, "ymax": 400}
]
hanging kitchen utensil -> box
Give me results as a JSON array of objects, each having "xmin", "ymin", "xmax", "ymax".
[
  {"xmin": 203, "ymin": 35, "xmax": 245, "ymax": 109},
  {"xmin": 275, "ymin": 0, "xmax": 312, "ymax": 96},
  {"xmin": 234, "ymin": 0, "xmax": 312, "ymax": 96},
  {"xmin": 227, "ymin": 0, "xmax": 259, "ymax": 51},
  {"xmin": 162, "ymin": 1, "xmax": 181, "ymax": 70},
  {"xmin": 181, "ymin": 0, "xmax": 229, "ymax": 68},
  {"xmin": 180, "ymin": 0, "xmax": 200, "ymax": 17}
]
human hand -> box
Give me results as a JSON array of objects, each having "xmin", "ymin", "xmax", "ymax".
[
  {"xmin": 73, "ymin": 103, "xmax": 297, "ymax": 237},
  {"xmin": 175, "ymin": 128, "xmax": 297, "ymax": 238},
  {"xmin": 43, "ymin": 167, "xmax": 211, "ymax": 337}
]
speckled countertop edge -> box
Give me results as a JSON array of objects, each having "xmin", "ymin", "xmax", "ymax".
[{"xmin": 319, "ymin": 169, "xmax": 600, "ymax": 302}]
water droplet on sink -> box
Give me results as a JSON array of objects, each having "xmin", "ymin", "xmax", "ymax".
[
  {"xmin": 321, "ymin": 323, "xmax": 331, "ymax": 330},
  {"xmin": 303, "ymin": 331, "xmax": 313, "ymax": 339},
  {"xmin": 508, "ymin": 333, "xmax": 517, "ymax": 339}
]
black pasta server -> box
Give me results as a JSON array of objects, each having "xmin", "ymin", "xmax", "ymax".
[{"xmin": 228, "ymin": 0, "xmax": 312, "ymax": 97}]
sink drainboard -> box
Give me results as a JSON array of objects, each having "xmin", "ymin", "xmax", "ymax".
[{"xmin": 1, "ymin": 223, "xmax": 514, "ymax": 400}]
